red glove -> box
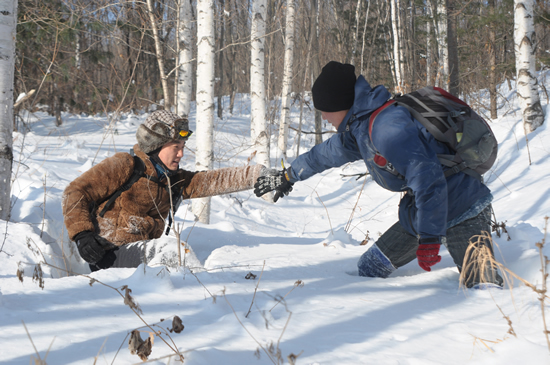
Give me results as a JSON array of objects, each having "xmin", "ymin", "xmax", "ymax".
[{"xmin": 416, "ymin": 243, "xmax": 442, "ymax": 272}]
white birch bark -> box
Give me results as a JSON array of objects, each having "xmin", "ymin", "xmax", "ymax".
[
  {"xmin": 75, "ymin": 29, "xmax": 81, "ymax": 70},
  {"xmin": 514, "ymin": 0, "xmax": 545, "ymax": 133},
  {"xmin": 250, "ymin": 0, "xmax": 270, "ymax": 170},
  {"xmin": 278, "ymin": 0, "xmax": 295, "ymax": 159},
  {"xmin": 390, "ymin": 0, "xmax": 403, "ymax": 93},
  {"xmin": 192, "ymin": 0, "xmax": 215, "ymax": 224},
  {"xmin": 146, "ymin": 0, "xmax": 171, "ymax": 109},
  {"xmin": 396, "ymin": 0, "xmax": 406, "ymax": 90},
  {"xmin": 177, "ymin": 0, "xmax": 193, "ymax": 117},
  {"xmin": 0, "ymin": 0, "xmax": 17, "ymax": 220},
  {"xmin": 426, "ymin": 8, "xmax": 432, "ymax": 85},
  {"xmin": 434, "ymin": 0, "xmax": 448, "ymax": 90},
  {"xmin": 360, "ymin": 0, "xmax": 371, "ymax": 74},
  {"xmin": 351, "ymin": 0, "xmax": 362, "ymax": 66}
]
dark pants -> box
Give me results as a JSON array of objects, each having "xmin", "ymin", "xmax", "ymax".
[
  {"xmin": 89, "ymin": 240, "xmax": 179, "ymax": 272},
  {"xmin": 358, "ymin": 206, "xmax": 503, "ymax": 288}
]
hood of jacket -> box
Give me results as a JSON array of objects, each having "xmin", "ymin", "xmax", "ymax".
[{"xmin": 337, "ymin": 76, "xmax": 392, "ymax": 133}]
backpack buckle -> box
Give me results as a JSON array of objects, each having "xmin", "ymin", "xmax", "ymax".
[{"xmin": 374, "ymin": 153, "xmax": 388, "ymax": 168}]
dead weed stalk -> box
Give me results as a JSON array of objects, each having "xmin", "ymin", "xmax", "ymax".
[
  {"xmin": 22, "ymin": 320, "xmax": 55, "ymax": 364},
  {"xmin": 39, "ymin": 262, "xmax": 186, "ymax": 362},
  {"xmin": 223, "ymin": 287, "xmax": 301, "ymax": 365},
  {"xmin": 462, "ymin": 217, "xmax": 549, "ymax": 352}
]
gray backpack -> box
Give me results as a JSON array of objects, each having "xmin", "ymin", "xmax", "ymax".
[{"xmin": 369, "ymin": 86, "xmax": 498, "ymax": 180}]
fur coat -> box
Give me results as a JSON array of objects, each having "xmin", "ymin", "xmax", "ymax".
[{"xmin": 62, "ymin": 144, "xmax": 263, "ymax": 246}]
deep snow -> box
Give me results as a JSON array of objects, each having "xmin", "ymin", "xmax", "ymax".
[{"xmin": 1, "ymin": 75, "xmax": 550, "ymax": 364}]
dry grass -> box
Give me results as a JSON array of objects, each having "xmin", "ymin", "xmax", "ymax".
[{"xmin": 462, "ymin": 217, "xmax": 550, "ymax": 352}]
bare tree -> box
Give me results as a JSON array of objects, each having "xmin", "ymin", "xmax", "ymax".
[
  {"xmin": 250, "ymin": 0, "xmax": 270, "ymax": 171},
  {"xmin": 146, "ymin": 0, "xmax": 171, "ymax": 109},
  {"xmin": 177, "ymin": 0, "xmax": 194, "ymax": 116},
  {"xmin": 488, "ymin": 0, "xmax": 498, "ymax": 119},
  {"xmin": 433, "ymin": 0, "xmax": 449, "ymax": 90},
  {"xmin": 447, "ymin": 0, "xmax": 459, "ymax": 96},
  {"xmin": 0, "ymin": 0, "xmax": 17, "ymax": 220},
  {"xmin": 192, "ymin": 0, "xmax": 215, "ymax": 223},
  {"xmin": 351, "ymin": 0, "xmax": 362, "ymax": 66},
  {"xmin": 390, "ymin": 0, "xmax": 404, "ymax": 93},
  {"xmin": 278, "ymin": 0, "xmax": 296, "ymax": 159},
  {"xmin": 426, "ymin": 2, "xmax": 433, "ymax": 86},
  {"xmin": 514, "ymin": 0, "xmax": 545, "ymax": 133}
]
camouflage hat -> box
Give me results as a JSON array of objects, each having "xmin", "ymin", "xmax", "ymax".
[{"xmin": 136, "ymin": 110, "xmax": 192, "ymax": 154}]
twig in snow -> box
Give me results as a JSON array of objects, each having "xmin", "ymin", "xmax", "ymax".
[
  {"xmin": 22, "ymin": 320, "xmax": 55, "ymax": 364},
  {"xmin": 315, "ymin": 192, "xmax": 334, "ymax": 236},
  {"xmin": 245, "ymin": 260, "xmax": 266, "ymax": 318},
  {"xmin": 223, "ymin": 288, "xmax": 278, "ymax": 365},
  {"xmin": 345, "ymin": 176, "xmax": 368, "ymax": 233},
  {"xmin": 269, "ymin": 280, "xmax": 304, "ymax": 312}
]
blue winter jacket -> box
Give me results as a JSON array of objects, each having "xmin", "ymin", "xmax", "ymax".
[{"xmin": 289, "ymin": 76, "xmax": 491, "ymax": 240}]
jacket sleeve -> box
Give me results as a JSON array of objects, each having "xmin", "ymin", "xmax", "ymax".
[
  {"xmin": 373, "ymin": 106, "xmax": 448, "ymax": 240},
  {"xmin": 62, "ymin": 153, "xmax": 135, "ymax": 241},
  {"xmin": 288, "ymin": 132, "xmax": 362, "ymax": 183},
  {"xmin": 180, "ymin": 164, "xmax": 264, "ymax": 199}
]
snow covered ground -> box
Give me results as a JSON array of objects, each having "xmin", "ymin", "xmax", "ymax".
[{"xmin": 1, "ymin": 76, "xmax": 550, "ymax": 364}]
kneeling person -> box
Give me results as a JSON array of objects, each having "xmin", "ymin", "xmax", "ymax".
[{"xmin": 63, "ymin": 110, "xmax": 263, "ymax": 271}]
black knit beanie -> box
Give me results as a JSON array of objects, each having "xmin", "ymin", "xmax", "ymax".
[{"xmin": 312, "ymin": 61, "xmax": 356, "ymax": 112}]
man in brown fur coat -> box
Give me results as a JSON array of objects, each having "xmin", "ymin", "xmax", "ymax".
[{"xmin": 62, "ymin": 110, "xmax": 264, "ymax": 271}]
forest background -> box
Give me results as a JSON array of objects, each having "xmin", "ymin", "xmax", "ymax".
[{"xmin": 15, "ymin": 0, "xmax": 550, "ymax": 128}]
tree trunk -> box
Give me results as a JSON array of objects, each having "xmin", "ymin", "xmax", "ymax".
[
  {"xmin": 278, "ymin": 0, "xmax": 296, "ymax": 159},
  {"xmin": 0, "ymin": 0, "xmax": 17, "ymax": 220},
  {"xmin": 146, "ymin": 0, "xmax": 171, "ymax": 110},
  {"xmin": 447, "ymin": 0, "xmax": 459, "ymax": 96},
  {"xmin": 514, "ymin": 0, "xmax": 545, "ymax": 133},
  {"xmin": 192, "ymin": 0, "xmax": 215, "ymax": 224},
  {"xmin": 250, "ymin": 0, "xmax": 270, "ymax": 172},
  {"xmin": 360, "ymin": 0, "xmax": 371, "ymax": 75},
  {"xmin": 228, "ymin": 0, "xmax": 236, "ymax": 114},
  {"xmin": 426, "ymin": 4, "xmax": 432, "ymax": 86},
  {"xmin": 433, "ymin": 0, "xmax": 449, "ymax": 90},
  {"xmin": 390, "ymin": 0, "xmax": 403, "ymax": 93},
  {"xmin": 217, "ymin": 0, "xmax": 225, "ymax": 119},
  {"xmin": 351, "ymin": 0, "xmax": 362, "ymax": 66},
  {"xmin": 313, "ymin": 0, "xmax": 323, "ymax": 145},
  {"xmin": 176, "ymin": 0, "xmax": 193, "ymax": 117},
  {"xmin": 488, "ymin": 0, "xmax": 498, "ymax": 119}
]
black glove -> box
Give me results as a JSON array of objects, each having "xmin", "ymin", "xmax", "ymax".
[
  {"xmin": 254, "ymin": 167, "xmax": 294, "ymax": 202},
  {"xmin": 90, "ymin": 249, "xmax": 118, "ymax": 271},
  {"xmin": 74, "ymin": 231, "xmax": 116, "ymax": 264}
]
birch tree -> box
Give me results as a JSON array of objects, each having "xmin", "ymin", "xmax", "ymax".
[
  {"xmin": 192, "ymin": 0, "xmax": 215, "ymax": 224},
  {"xmin": 433, "ymin": 0, "xmax": 449, "ymax": 90},
  {"xmin": 426, "ymin": 4, "xmax": 433, "ymax": 85},
  {"xmin": 278, "ymin": 0, "xmax": 296, "ymax": 159},
  {"xmin": 351, "ymin": 0, "xmax": 362, "ymax": 66},
  {"xmin": 360, "ymin": 0, "xmax": 371, "ymax": 75},
  {"xmin": 176, "ymin": 0, "xmax": 193, "ymax": 116},
  {"xmin": 0, "ymin": 0, "xmax": 17, "ymax": 220},
  {"xmin": 250, "ymin": 0, "xmax": 270, "ymax": 170},
  {"xmin": 447, "ymin": 0, "xmax": 459, "ymax": 96},
  {"xmin": 312, "ymin": 0, "xmax": 323, "ymax": 146},
  {"xmin": 488, "ymin": 0, "xmax": 498, "ymax": 119},
  {"xmin": 390, "ymin": 0, "xmax": 404, "ymax": 93},
  {"xmin": 514, "ymin": 0, "xmax": 545, "ymax": 133},
  {"xmin": 146, "ymin": 0, "xmax": 171, "ymax": 109}
]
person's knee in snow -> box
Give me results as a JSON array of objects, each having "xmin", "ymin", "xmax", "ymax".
[{"xmin": 357, "ymin": 244, "xmax": 396, "ymax": 278}]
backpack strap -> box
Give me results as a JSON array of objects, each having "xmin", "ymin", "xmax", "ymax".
[
  {"xmin": 165, "ymin": 183, "xmax": 184, "ymax": 235},
  {"xmin": 369, "ymin": 93, "xmax": 482, "ymax": 181},
  {"xmin": 368, "ymin": 100, "xmax": 405, "ymax": 180},
  {"xmin": 99, "ymin": 155, "xmax": 146, "ymax": 217},
  {"xmin": 368, "ymin": 100, "xmax": 396, "ymax": 140}
]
